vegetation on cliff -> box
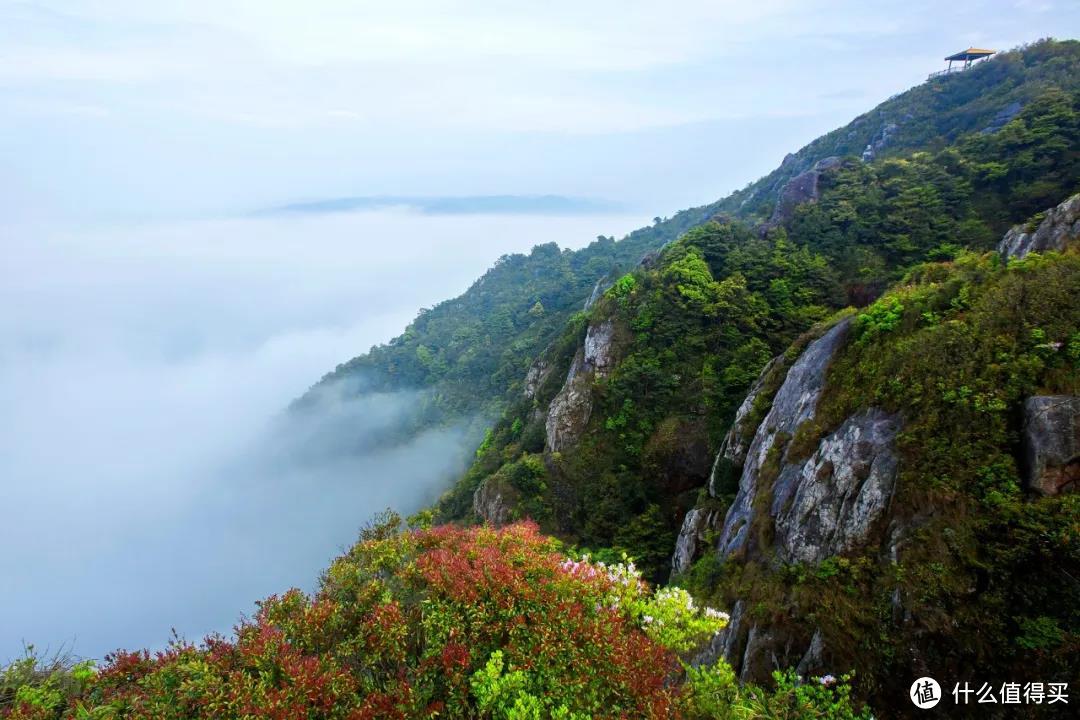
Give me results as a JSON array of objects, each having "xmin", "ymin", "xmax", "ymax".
[
  {"xmin": 299, "ymin": 40, "xmax": 1080, "ymax": 430},
  {"xmin": 442, "ymin": 66, "xmax": 1080, "ymax": 585},
  {"xmin": 681, "ymin": 247, "xmax": 1080, "ymax": 700}
]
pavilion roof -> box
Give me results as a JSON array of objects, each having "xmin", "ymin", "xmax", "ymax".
[{"xmin": 944, "ymin": 48, "xmax": 996, "ymax": 62}]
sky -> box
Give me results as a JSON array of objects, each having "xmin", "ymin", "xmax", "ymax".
[
  {"xmin": 1, "ymin": 0, "xmax": 1079, "ymax": 662},
  {"xmin": 3, "ymin": 0, "xmax": 1078, "ymax": 220}
]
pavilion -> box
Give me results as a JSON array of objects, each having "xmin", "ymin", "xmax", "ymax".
[{"xmin": 941, "ymin": 47, "xmax": 996, "ymax": 73}]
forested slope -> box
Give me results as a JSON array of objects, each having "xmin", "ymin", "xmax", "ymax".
[
  {"xmin": 298, "ymin": 40, "xmax": 1080, "ymax": 438},
  {"xmin": 429, "ymin": 40, "xmax": 1080, "ymax": 711},
  {"xmin": 441, "ymin": 56, "xmax": 1080, "ymax": 579}
]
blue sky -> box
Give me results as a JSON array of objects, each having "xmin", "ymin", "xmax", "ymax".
[{"xmin": 3, "ymin": 0, "xmax": 1078, "ymax": 221}]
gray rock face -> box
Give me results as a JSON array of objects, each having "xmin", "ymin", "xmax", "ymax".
[
  {"xmin": 766, "ymin": 157, "xmax": 841, "ymax": 228},
  {"xmin": 670, "ymin": 507, "xmax": 720, "ymax": 577},
  {"xmin": 672, "ymin": 355, "xmax": 787, "ymax": 577},
  {"xmin": 981, "ymin": 101, "xmax": 1023, "ymax": 134},
  {"xmin": 861, "ymin": 122, "xmax": 898, "ymax": 162},
  {"xmin": 999, "ymin": 193, "xmax": 1080, "ymax": 260},
  {"xmin": 473, "ymin": 476, "xmax": 515, "ymax": 526},
  {"xmin": 693, "ymin": 320, "xmax": 902, "ymax": 684},
  {"xmin": 814, "ymin": 156, "xmax": 843, "ymax": 172},
  {"xmin": 545, "ymin": 349, "xmax": 592, "ymax": 453},
  {"xmin": 638, "ymin": 250, "xmax": 661, "ymax": 269},
  {"xmin": 692, "ymin": 599, "xmax": 746, "ymax": 669},
  {"xmin": 715, "ymin": 355, "xmax": 786, "ymax": 476},
  {"xmin": 545, "ymin": 320, "xmax": 618, "ymax": 452},
  {"xmin": 583, "ymin": 320, "xmax": 616, "ymax": 378},
  {"xmin": 795, "ymin": 630, "xmax": 826, "ymax": 678},
  {"xmin": 1022, "ymin": 396, "xmax": 1080, "ymax": 496},
  {"xmin": 696, "ymin": 599, "xmax": 821, "ymax": 683},
  {"xmin": 739, "ymin": 626, "xmax": 778, "ymax": 682},
  {"xmin": 772, "ymin": 409, "xmax": 901, "ymax": 564},
  {"xmin": 583, "ymin": 277, "xmax": 611, "ymax": 311},
  {"xmin": 523, "ymin": 357, "xmax": 551, "ymax": 400},
  {"xmin": 717, "ymin": 318, "xmax": 852, "ymax": 557}
]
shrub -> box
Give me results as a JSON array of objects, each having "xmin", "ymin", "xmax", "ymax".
[{"xmin": 2, "ymin": 521, "xmax": 871, "ymax": 719}]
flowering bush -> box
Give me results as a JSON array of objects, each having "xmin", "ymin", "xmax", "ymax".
[
  {"xmin": 631, "ymin": 587, "xmax": 729, "ymax": 655},
  {"xmin": 1, "ymin": 520, "xmax": 866, "ymax": 719}
]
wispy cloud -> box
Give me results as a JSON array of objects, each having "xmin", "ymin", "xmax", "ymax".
[{"xmin": 3, "ymin": 1, "xmax": 1077, "ymax": 219}]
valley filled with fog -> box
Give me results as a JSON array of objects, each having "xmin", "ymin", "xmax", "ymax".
[{"xmin": 0, "ymin": 207, "xmax": 644, "ymax": 661}]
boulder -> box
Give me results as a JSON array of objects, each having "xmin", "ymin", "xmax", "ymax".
[
  {"xmin": 638, "ymin": 250, "xmax": 661, "ymax": 269},
  {"xmin": 1022, "ymin": 396, "xmax": 1080, "ymax": 496},
  {"xmin": 765, "ymin": 157, "xmax": 841, "ymax": 228},
  {"xmin": 999, "ymin": 193, "xmax": 1080, "ymax": 260},
  {"xmin": 473, "ymin": 476, "xmax": 517, "ymax": 526}
]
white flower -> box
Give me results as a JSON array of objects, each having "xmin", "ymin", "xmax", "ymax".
[
  {"xmin": 820, "ymin": 674, "xmax": 837, "ymax": 686},
  {"xmin": 704, "ymin": 607, "xmax": 729, "ymax": 621}
]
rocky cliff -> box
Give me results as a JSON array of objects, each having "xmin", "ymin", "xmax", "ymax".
[
  {"xmin": 715, "ymin": 318, "xmax": 854, "ymax": 559},
  {"xmin": 999, "ymin": 193, "xmax": 1080, "ymax": 260},
  {"xmin": 761, "ymin": 157, "xmax": 842, "ymax": 232},
  {"xmin": 670, "ymin": 315, "xmax": 905, "ymax": 678},
  {"xmin": 1022, "ymin": 395, "xmax": 1080, "ymax": 496},
  {"xmin": 545, "ymin": 319, "xmax": 618, "ymax": 453},
  {"xmin": 670, "ymin": 195, "xmax": 1080, "ymax": 689},
  {"xmin": 438, "ymin": 53, "xmax": 1080, "ymax": 703}
]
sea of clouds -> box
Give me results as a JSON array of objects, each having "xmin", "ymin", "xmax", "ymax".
[{"xmin": 0, "ymin": 207, "xmax": 644, "ymax": 661}]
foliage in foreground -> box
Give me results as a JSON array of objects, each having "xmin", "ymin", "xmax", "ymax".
[{"xmin": 1, "ymin": 519, "xmax": 868, "ymax": 720}]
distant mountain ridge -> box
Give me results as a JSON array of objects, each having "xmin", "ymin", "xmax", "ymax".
[{"xmin": 265, "ymin": 194, "xmax": 622, "ymax": 216}]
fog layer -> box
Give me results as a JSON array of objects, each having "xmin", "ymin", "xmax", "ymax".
[{"xmin": 0, "ymin": 208, "xmax": 644, "ymax": 661}]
